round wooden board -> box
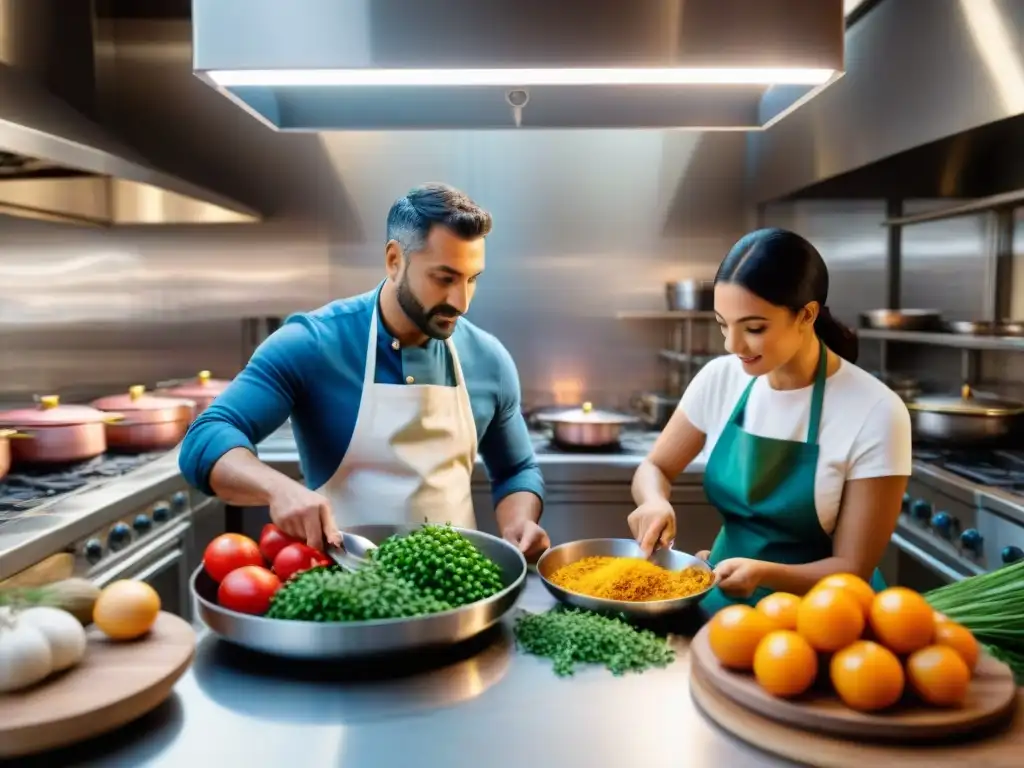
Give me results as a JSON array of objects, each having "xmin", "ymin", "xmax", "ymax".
[
  {"xmin": 0, "ymin": 611, "xmax": 196, "ymax": 759},
  {"xmin": 690, "ymin": 664, "xmax": 1024, "ymax": 768},
  {"xmin": 690, "ymin": 624, "xmax": 1017, "ymax": 742}
]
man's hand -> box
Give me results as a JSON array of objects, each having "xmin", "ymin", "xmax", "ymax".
[
  {"xmin": 501, "ymin": 518, "xmax": 550, "ymax": 563},
  {"xmin": 627, "ymin": 500, "xmax": 676, "ymax": 557},
  {"xmin": 714, "ymin": 558, "xmax": 766, "ymax": 599},
  {"xmin": 268, "ymin": 480, "xmax": 339, "ymax": 551}
]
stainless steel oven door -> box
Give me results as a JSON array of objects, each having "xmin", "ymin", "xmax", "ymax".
[
  {"xmin": 888, "ymin": 526, "xmax": 975, "ymax": 593},
  {"xmin": 91, "ymin": 520, "xmax": 191, "ymax": 618}
]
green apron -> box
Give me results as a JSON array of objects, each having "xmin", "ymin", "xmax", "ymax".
[{"xmin": 700, "ymin": 341, "xmax": 885, "ymax": 616}]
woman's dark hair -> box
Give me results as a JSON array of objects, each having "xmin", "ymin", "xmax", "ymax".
[{"xmin": 714, "ymin": 227, "xmax": 859, "ymax": 363}]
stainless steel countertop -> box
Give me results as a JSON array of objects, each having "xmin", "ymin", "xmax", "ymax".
[{"xmin": 7, "ymin": 577, "xmax": 794, "ymax": 768}]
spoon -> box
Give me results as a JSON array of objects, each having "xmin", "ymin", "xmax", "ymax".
[{"xmin": 325, "ymin": 531, "xmax": 378, "ymax": 572}]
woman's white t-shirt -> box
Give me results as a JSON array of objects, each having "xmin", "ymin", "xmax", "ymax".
[{"xmin": 680, "ymin": 354, "xmax": 913, "ymax": 535}]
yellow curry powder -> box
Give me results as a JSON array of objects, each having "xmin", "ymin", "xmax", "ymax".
[{"xmin": 548, "ymin": 556, "xmax": 713, "ymax": 602}]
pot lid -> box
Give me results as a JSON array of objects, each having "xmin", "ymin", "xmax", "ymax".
[
  {"xmin": 907, "ymin": 385, "xmax": 1024, "ymax": 417},
  {"xmin": 91, "ymin": 385, "xmax": 195, "ymax": 412},
  {"xmin": 0, "ymin": 395, "xmax": 115, "ymax": 427},
  {"xmin": 161, "ymin": 370, "xmax": 231, "ymax": 397},
  {"xmin": 534, "ymin": 401, "xmax": 639, "ymax": 425}
]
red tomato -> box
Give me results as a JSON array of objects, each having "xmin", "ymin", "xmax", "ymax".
[
  {"xmin": 217, "ymin": 565, "xmax": 281, "ymax": 615},
  {"xmin": 259, "ymin": 523, "xmax": 298, "ymax": 563},
  {"xmin": 203, "ymin": 533, "xmax": 263, "ymax": 582},
  {"xmin": 273, "ymin": 542, "xmax": 330, "ymax": 582}
]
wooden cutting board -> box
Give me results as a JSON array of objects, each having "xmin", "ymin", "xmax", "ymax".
[
  {"xmin": 690, "ymin": 664, "xmax": 1024, "ymax": 768},
  {"xmin": 689, "ymin": 624, "xmax": 1017, "ymax": 742},
  {"xmin": 0, "ymin": 611, "xmax": 196, "ymax": 759}
]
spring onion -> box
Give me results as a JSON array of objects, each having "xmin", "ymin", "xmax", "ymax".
[{"xmin": 925, "ymin": 560, "xmax": 1024, "ymax": 681}]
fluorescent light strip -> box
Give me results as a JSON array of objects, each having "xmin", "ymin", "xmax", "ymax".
[{"xmin": 206, "ymin": 67, "xmax": 835, "ymax": 88}]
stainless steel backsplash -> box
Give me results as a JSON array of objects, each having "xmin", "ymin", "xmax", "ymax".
[{"xmin": 0, "ymin": 128, "xmax": 750, "ymax": 409}]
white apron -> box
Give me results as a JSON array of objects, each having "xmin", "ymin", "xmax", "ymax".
[{"xmin": 316, "ymin": 305, "xmax": 478, "ymax": 529}]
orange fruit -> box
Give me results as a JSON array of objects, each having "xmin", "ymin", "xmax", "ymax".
[
  {"xmin": 907, "ymin": 645, "xmax": 971, "ymax": 706},
  {"xmin": 933, "ymin": 621, "xmax": 979, "ymax": 672},
  {"xmin": 813, "ymin": 573, "xmax": 875, "ymax": 617},
  {"xmin": 868, "ymin": 588, "xmax": 934, "ymax": 654},
  {"xmin": 708, "ymin": 604, "xmax": 775, "ymax": 670},
  {"xmin": 796, "ymin": 587, "xmax": 865, "ymax": 652},
  {"xmin": 830, "ymin": 640, "xmax": 905, "ymax": 712},
  {"xmin": 753, "ymin": 630, "xmax": 819, "ymax": 698},
  {"xmin": 93, "ymin": 579, "xmax": 161, "ymax": 641},
  {"xmin": 933, "ymin": 610, "xmax": 950, "ymax": 625},
  {"xmin": 756, "ymin": 592, "xmax": 801, "ymax": 631}
]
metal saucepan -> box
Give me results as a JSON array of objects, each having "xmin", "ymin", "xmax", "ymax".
[
  {"xmin": 156, "ymin": 370, "xmax": 231, "ymax": 417},
  {"xmin": 944, "ymin": 320, "xmax": 1024, "ymax": 337},
  {"xmin": 533, "ymin": 401, "xmax": 640, "ymax": 447},
  {"xmin": 91, "ymin": 385, "xmax": 196, "ymax": 452},
  {"xmin": 868, "ymin": 372, "xmax": 921, "ymax": 403},
  {"xmin": 906, "ymin": 385, "xmax": 1024, "ymax": 447},
  {"xmin": 860, "ymin": 309, "xmax": 942, "ymax": 331},
  {"xmin": 666, "ymin": 279, "xmax": 714, "ymax": 312},
  {"xmin": 0, "ymin": 396, "xmax": 119, "ymax": 464}
]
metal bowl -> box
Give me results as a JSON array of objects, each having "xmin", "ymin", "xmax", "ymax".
[
  {"xmin": 536, "ymin": 538, "xmax": 717, "ymax": 619},
  {"xmin": 192, "ymin": 524, "xmax": 528, "ymax": 660}
]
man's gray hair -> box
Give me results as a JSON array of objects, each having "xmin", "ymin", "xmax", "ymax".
[{"xmin": 386, "ymin": 183, "xmax": 492, "ymax": 256}]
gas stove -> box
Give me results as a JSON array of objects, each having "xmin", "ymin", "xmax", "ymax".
[
  {"xmin": 0, "ymin": 452, "xmax": 166, "ymax": 521},
  {"xmin": 893, "ymin": 449, "xmax": 1024, "ymax": 591},
  {"xmin": 913, "ymin": 449, "xmax": 1024, "ymax": 495}
]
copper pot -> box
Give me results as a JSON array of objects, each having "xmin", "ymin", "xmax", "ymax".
[
  {"xmin": 0, "ymin": 396, "xmax": 115, "ymax": 464},
  {"xmin": 0, "ymin": 429, "xmax": 13, "ymax": 480},
  {"xmin": 533, "ymin": 402, "xmax": 641, "ymax": 447},
  {"xmin": 91, "ymin": 385, "xmax": 196, "ymax": 452},
  {"xmin": 156, "ymin": 370, "xmax": 231, "ymax": 417}
]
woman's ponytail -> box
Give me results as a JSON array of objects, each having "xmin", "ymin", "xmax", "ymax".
[{"xmin": 814, "ymin": 306, "xmax": 859, "ymax": 363}]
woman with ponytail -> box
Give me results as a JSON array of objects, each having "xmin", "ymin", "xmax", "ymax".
[{"xmin": 628, "ymin": 228, "xmax": 912, "ymax": 615}]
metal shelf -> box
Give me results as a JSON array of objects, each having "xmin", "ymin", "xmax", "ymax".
[
  {"xmin": 881, "ymin": 188, "xmax": 1024, "ymax": 227},
  {"xmin": 858, "ymin": 329, "xmax": 1024, "ymax": 352},
  {"xmin": 615, "ymin": 310, "xmax": 717, "ymax": 320}
]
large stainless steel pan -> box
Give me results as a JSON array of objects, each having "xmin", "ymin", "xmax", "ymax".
[
  {"xmin": 907, "ymin": 385, "xmax": 1024, "ymax": 447},
  {"xmin": 192, "ymin": 524, "xmax": 528, "ymax": 660},
  {"xmin": 536, "ymin": 538, "xmax": 717, "ymax": 619},
  {"xmin": 945, "ymin": 320, "xmax": 1024, "ymax": 337},
  {"xmin": 859, "ymin": 309, "xmax": 942, "ymax": 331}
]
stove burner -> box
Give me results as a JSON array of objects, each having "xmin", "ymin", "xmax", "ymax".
[
  {"xmin": 0, "ymin": 452, "xmax": 165, "ymax": 520},
  {"xmin": 915, "ymin": 449, "xmax": 1024, "ymax": 494}
]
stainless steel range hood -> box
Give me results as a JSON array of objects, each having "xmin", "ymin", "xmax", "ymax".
[
  {"xmin": 0, "ymin": 63, "xmax": 260, "ymax": 226},
  {"xmin": 192, "ymin": 0, "xmax": 845, "ymax": 132}
]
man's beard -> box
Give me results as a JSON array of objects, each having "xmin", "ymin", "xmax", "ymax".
[{"xmin": 396, "ymin": 272, "xmax": 462, "ymax": 340}]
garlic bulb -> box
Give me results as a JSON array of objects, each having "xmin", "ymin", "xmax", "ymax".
[
  {"xmin": 17, "ymin": 606, "xmax": 87, "ymax": 671},
  {"xmin": 0, "ymin": 608, "xmax": 53, "ymax": 693}
]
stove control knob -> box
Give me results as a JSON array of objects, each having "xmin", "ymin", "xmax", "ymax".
[
  {"xmin": 1001, "ymin": 545, "xmax": 1024, "ymax": 565},
  {"xmin": 133, "ymin": 514, "xmax": 152, "ymax": 533},
  {"xmin": 900, "ymin": 493, "xmax": 911, "ymax": 514},
  {"xmin": 911, "ymin": 499, "xmax": 933, "ymax": 522},
  {"xmin": 931, "ymin": 512, "xmax": 953, "ymax": 538},
  {"xmin": 959, "ymin": 528, "xmax": 983, "ymax": 554},
  {"xmin": 84, "ymin": 539, "xmax": 103, "ymax": 564},
  {"xmin": 108, "ymin": 523, "xmax": 132, "ymax": 551},
  {"xmin": 171, "ymin": 491, "xmax": 188, "ymax": 511},
  {"xmin": 152, "ymin": 503, "xmax": 171, "ymax": 523}
]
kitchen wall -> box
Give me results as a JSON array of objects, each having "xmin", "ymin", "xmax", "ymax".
[{"xmin": 0, "ymin": 16, "xmax": 754, "ymax": 409}]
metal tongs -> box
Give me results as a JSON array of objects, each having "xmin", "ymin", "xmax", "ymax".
[{"xmin": 325, "ymin": 530, "xmax": 378, "ymax": 572}]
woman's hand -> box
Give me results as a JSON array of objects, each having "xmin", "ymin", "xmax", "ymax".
[
  {"xmin": 714, "ymin": 558, "xmax": 766, "ymax": 599},
  {"xmin": 628, "ymin": 501, "xmax": 676, "ymax": 557}
]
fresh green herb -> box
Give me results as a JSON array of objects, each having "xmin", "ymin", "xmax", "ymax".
[
  {"xmin": 925, "ymin": 560, "xmax": 1024, "ymax": 682},
  {"xmin": 370, "ymin": 523, "xmax": 505, "ymax": 607},
  {"xmin": 514, "ymin": 607, "xmax": 676, "ymax": 677},
  {"xmin": 265, "ymin": 564, "xmax": 452, "ymax": 622}
]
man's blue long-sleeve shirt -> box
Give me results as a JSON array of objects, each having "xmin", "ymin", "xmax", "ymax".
[{"xmin": 178, "ymin": 284, "xmax": 544, "ymax": 510}]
